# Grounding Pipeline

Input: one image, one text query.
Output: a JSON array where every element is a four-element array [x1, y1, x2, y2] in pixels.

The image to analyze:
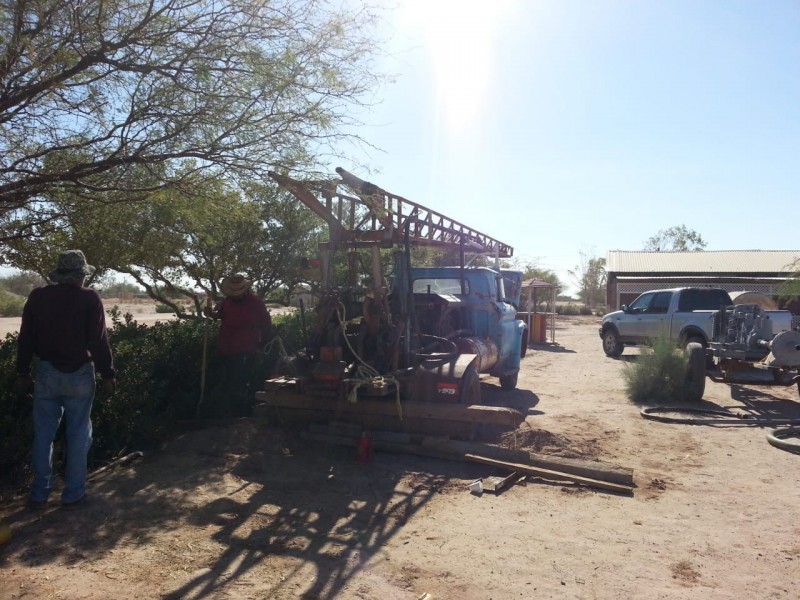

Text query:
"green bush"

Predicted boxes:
[[579, 306, 593, 315], [0, 289, 25, 317], [0, 310, 218, 496], [556, 304, 580, 316], [622, 335, 694, 404]]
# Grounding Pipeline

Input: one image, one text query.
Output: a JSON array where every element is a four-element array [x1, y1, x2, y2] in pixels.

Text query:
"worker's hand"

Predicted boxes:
[[15, 374, 34, 396], [101, 378, 117, 397]]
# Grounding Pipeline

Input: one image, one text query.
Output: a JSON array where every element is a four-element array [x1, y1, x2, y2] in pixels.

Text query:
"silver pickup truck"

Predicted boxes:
[[600, 287, 793, 357]]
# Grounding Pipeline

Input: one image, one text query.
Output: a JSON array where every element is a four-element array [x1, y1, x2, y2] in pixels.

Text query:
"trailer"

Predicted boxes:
[[685, 302, 800, 401]]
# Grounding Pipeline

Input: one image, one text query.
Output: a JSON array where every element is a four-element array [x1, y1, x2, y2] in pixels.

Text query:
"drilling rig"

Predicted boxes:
[[255, 168, 528, 437]]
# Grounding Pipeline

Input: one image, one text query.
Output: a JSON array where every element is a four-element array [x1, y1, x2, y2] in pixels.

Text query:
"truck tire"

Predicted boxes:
[[602, 328, 623, 357], [685, 342, 706, 402], [520, 328, 529, 359], [499, 371, 518, 391], [460, 364, 481, 405]]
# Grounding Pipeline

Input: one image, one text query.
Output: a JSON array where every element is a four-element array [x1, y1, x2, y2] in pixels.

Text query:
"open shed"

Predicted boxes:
[[520, 278, 558, 344]]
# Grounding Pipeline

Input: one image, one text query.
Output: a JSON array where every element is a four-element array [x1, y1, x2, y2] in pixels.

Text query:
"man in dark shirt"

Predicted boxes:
[[16, 250, 116, 510]]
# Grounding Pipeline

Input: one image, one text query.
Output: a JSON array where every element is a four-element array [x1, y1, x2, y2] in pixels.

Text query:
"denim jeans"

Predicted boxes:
[[30, 360, 96, 503]]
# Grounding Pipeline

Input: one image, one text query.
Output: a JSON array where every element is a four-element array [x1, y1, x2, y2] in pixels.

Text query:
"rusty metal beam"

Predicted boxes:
[[269, 169, 513, 257]]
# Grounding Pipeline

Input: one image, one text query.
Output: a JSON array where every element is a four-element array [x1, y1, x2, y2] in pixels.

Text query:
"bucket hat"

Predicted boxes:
[[221, 274, 252, 297], [48, 250, 95, 283]]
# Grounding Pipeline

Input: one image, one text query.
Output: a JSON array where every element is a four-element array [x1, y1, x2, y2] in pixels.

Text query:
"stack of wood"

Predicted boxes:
[[300, 422, 635, 495]]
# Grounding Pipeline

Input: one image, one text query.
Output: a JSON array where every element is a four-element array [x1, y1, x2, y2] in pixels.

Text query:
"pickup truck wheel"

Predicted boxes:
[[499, 371, 518, 391], [685, 342, 706, 402], [602, 329, 624, 357]]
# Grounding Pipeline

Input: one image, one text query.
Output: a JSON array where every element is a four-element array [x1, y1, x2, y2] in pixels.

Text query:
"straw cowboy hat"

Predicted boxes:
[[221, 274, 252, 297], [48, 249, 96, 283]]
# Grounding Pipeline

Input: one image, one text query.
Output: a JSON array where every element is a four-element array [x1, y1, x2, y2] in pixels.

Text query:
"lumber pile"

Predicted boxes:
[[299, 422, 635, 495]]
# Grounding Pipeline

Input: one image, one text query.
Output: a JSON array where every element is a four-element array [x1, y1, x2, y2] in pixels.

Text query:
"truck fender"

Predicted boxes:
[[679, 327, 708, 347]]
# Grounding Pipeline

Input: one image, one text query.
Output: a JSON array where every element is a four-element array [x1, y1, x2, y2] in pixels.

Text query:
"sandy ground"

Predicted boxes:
[[1, 316, 799, 599]]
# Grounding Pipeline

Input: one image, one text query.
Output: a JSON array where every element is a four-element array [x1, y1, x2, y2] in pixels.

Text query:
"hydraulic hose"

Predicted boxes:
[[766, 427, 800, 454]]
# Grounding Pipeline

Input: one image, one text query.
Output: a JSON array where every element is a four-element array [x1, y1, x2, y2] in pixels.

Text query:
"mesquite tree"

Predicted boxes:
[[0, 0, 380, 248]]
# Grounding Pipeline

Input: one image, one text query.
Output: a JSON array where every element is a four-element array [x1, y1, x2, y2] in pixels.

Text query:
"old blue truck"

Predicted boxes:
[[259, 168, 529, 438], [406, 266, 528, 391]]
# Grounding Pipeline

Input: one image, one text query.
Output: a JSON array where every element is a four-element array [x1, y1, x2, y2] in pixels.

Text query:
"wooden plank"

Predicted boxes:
[[464, 454, 634, 495], [420, 437, 634, 487], [254, 390, 524, 426]]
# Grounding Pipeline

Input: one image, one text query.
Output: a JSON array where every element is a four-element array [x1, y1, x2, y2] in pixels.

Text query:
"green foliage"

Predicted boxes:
[[556, 304, 580, 315], [155, 303, 177, 313], [569, 251, 606, 308], [101, 280, 141, 299], [622, 336, 695, 404], [271, 310, 311, 356], [0, 332, 33, 492], [0, 305, 318, 494], [0, 272, 47, 296], [0, 289, 25, 317], [0, 312, 219, 494], [643, 225, 707, 252]]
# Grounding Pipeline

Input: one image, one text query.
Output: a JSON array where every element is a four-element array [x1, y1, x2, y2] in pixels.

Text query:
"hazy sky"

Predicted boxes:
[[346, 0, 800, 292]]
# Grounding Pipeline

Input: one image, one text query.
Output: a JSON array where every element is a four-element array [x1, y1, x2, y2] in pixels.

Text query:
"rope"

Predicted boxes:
[[334, 302, 403, 420]]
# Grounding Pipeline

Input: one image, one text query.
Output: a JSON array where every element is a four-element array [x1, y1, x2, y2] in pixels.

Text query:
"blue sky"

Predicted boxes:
[[346, 0, 800, 293]]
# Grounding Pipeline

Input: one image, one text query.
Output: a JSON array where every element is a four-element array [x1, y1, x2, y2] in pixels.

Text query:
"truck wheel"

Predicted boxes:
[[460, 364, 481, 405], [685, 342, 706, 402], [520, 328, 529, 359], [499, 371, 518, 391], [602, 328, 623, 357]]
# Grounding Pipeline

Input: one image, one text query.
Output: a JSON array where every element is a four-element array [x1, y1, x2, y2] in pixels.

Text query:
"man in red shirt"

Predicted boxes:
[[204, 274, 272, 417]]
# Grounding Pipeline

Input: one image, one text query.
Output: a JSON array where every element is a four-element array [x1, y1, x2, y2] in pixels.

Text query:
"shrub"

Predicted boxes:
[[579, 306, 593, 315], [556, 304, 580, 316], [622, 335, 694, 404], [0, 310, 217, 496], [0, 289, 25, 317]]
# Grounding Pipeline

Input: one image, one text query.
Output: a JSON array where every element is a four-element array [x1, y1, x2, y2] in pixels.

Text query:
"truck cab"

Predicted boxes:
[[409, 266, 527, 389]]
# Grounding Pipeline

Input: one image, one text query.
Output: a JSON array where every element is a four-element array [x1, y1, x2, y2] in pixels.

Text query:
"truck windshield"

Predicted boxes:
[[677, 289, 732, 312], [413, 278, 468, 295]]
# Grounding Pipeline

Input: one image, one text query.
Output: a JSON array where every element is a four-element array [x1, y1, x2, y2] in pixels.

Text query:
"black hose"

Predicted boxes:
[[766, 427, 800, 454], [640, 406, 800, 426]]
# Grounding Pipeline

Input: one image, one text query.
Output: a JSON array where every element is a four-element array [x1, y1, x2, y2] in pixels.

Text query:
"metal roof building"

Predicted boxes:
[[606, 250, 800, 310]]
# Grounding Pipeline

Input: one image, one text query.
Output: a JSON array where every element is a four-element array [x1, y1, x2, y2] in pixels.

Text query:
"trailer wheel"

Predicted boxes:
[[685, 342, 706, 402], [460, 364, 481, 405], [500, 371, 518, 391]]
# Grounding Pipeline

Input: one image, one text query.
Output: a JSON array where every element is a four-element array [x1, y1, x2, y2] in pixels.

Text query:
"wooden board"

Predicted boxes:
[[420, 437, 634, 487], [464, 454, 634, 495], [254, 390, 524, 426]]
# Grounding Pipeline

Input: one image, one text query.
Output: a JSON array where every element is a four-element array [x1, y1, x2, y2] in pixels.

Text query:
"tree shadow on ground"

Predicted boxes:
[[728, 385, 800, 420], [0, 420, 488, 599]]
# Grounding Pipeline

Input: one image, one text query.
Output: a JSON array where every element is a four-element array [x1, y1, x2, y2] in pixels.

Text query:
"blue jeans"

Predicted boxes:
[[30, 360, 96, 503]]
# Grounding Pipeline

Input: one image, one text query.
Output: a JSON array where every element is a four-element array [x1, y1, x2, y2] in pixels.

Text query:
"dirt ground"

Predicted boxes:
[[2, 316, 799, 599]]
